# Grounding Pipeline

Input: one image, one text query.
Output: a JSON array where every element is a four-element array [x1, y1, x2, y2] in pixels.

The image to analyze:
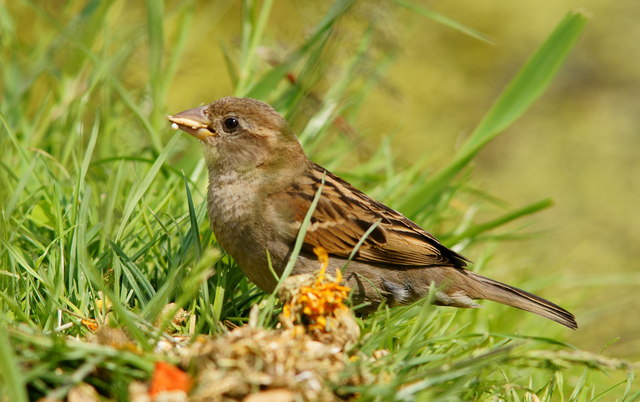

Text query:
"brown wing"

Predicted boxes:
[[270, 163, 468, 268]]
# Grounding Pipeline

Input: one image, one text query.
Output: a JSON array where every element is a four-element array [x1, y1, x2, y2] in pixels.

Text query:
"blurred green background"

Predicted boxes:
[[163, 1, 639, 358], [10, 0, 638, 359]]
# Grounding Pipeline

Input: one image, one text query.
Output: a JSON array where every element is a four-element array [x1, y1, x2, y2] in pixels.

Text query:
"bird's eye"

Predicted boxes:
[[223, 117, 239, 131]]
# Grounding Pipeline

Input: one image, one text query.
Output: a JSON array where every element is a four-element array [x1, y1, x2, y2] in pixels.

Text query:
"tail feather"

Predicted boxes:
[[465, 270, 578, 330]]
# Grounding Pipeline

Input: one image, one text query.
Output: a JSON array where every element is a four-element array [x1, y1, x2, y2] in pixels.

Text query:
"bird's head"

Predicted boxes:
[[168, 97, 305, 175]]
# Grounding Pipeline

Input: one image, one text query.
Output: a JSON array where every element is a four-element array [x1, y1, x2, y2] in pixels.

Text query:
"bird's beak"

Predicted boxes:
[[166, 106, 215, 140]]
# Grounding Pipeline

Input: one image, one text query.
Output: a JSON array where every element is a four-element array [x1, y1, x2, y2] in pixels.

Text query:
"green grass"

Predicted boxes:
[[0, 1, 637, 400]]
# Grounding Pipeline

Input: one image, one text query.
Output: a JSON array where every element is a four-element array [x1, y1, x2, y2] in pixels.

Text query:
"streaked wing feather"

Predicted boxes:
[[271, 163, 467, 267]]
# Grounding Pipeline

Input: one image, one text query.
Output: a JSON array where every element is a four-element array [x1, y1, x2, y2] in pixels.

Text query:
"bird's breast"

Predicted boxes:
[[207, 176, 259, 244], [206, 173, 283, 287]]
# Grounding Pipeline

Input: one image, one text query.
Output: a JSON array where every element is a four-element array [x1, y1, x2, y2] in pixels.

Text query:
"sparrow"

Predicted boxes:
[[167, 97, 577, 329]]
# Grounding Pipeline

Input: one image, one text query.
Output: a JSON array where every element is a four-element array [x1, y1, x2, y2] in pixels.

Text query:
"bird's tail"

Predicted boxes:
[[463, 270, 577, 329]]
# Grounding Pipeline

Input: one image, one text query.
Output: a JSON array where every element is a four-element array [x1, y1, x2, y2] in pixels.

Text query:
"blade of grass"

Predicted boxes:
[[110, 242, 155, 304], [183, 175, 202, 258], [0, 325, 28, 402], [299, 29, 372, 149], [115, 132, 181, 241], [162, 3, 194, 98], [448, 198, 554, 244], [244, 0, 355, 99], [146, 0, 164, 97], [141, 178, 209, 321], [236, 0, 275, 94], [146, 0, 167, 152], [394, 0, 494, 44], [401, 10, 588, 216]]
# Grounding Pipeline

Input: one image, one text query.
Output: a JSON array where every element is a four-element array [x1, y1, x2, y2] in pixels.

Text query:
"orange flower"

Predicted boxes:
[[149, 361, 192, 397], [283, 247, 351, 332], [81, 319, 99, 332]]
